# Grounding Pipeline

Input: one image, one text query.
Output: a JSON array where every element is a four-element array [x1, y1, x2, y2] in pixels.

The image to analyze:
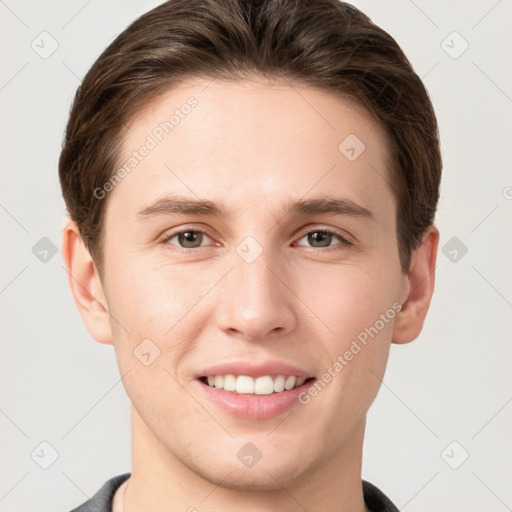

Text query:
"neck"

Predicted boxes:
[[124, 406, 370, 512]]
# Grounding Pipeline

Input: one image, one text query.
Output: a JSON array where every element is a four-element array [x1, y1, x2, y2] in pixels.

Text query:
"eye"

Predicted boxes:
[[295, 229, 352, 249], [163, 229, 214, 249]]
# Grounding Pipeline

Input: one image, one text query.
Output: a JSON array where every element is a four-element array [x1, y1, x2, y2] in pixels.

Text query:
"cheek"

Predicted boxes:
[[107, 261, 208, 422], [296, 260, 401, 415], [301, 262, 400, 344], [106, 256, 226, 388], [104, 252, 211, 334]]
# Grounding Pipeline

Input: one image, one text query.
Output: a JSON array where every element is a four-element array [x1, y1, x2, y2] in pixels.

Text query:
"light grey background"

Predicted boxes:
[[1, 1, 511, 511]]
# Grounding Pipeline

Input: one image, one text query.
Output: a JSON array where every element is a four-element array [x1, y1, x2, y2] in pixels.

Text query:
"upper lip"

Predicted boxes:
[[197, 361, 315, 379]]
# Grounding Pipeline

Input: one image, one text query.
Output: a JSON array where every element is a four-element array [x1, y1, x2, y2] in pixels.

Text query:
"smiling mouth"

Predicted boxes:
[[198, 374, 315, 395]]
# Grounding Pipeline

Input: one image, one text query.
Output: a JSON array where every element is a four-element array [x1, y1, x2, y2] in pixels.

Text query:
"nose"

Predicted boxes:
[[214, 247, 298, 342]]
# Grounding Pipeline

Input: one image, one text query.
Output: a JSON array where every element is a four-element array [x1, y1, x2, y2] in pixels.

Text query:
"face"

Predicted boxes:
[[98, 78, 409, 489]]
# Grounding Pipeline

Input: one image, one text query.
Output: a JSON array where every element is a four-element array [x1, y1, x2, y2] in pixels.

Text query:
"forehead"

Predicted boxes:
[[112, 77, 395, 222], [125, 77, 388, 159]]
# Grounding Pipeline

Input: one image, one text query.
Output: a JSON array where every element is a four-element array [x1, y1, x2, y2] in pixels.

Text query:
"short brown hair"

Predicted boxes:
[[59, 0, 441, 273]]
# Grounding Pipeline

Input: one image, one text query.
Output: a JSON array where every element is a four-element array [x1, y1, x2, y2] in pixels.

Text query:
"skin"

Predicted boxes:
[[62, 77, 439, 512]]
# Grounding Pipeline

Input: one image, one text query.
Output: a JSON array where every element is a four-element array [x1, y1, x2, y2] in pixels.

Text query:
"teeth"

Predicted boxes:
[[284, 376, 296, 390], [204, 374, 309, 394], [295, 377, 306, 387], [236, 375, 254, 394], [273, 375, 285, 392], [254, 376, 274, 395], [223, 374, 236, 391]]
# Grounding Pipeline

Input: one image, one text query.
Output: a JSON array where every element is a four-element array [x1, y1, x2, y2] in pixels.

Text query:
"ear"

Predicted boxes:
[[61, 219, 113, 345], [392, 225, 439, 344]]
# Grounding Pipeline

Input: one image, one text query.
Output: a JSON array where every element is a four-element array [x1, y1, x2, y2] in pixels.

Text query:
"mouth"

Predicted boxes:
[[198, 374, 315, 395], [195, 369, 317, 419], [193, 361, 317, 418]]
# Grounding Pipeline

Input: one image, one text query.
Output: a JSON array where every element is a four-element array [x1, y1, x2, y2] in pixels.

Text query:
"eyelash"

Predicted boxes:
[[160, 227, 353, 251]]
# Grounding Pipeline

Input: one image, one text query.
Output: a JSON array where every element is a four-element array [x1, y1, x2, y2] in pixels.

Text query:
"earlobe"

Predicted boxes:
[[392, 225, 439, 345], [61, 220, 114, 345]]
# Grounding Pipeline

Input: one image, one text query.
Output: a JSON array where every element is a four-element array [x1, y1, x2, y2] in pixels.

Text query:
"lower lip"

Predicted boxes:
[[195, 379, 315, 419]]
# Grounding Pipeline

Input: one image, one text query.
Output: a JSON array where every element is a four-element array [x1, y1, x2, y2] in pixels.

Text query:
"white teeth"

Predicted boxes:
[[295, 377, 306, 387], [284, 376, 296, 390], [204, 374, 309, 394], [254, 376, 274, 395], [223, 374, 236, 391], [236, 375, 254, 394], [273, 375, 285, 392]]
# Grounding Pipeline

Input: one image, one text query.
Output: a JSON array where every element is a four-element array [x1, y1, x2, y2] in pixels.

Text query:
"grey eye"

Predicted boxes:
[[167, 230, 210, 248], [297, 230, 339, 248]]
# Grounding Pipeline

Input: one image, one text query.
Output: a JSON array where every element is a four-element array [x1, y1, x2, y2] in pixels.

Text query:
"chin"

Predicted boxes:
[[206, 466, 304, 492], [189, 449, 316, 492]]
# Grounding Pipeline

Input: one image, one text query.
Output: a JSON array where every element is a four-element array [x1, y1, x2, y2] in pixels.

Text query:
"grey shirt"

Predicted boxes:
[[69, 472, 400, 512]]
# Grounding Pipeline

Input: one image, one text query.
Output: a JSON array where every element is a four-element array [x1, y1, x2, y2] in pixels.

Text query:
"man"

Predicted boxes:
[[60, 0, 441, 510]]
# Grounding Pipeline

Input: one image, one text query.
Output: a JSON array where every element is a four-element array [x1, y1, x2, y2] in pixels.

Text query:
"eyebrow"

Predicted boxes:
[[288, 197, 374, 220], [137, 195, 374, 221], [138, 196, 230, 218]]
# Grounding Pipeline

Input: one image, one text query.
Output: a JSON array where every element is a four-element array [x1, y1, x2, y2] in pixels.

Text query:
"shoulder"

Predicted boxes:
[[68, 473, 131, 512], [362, 480, 400, 512]]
